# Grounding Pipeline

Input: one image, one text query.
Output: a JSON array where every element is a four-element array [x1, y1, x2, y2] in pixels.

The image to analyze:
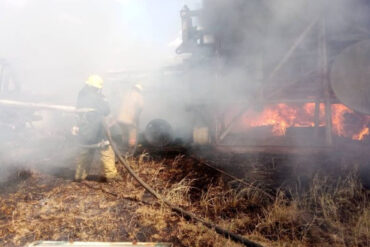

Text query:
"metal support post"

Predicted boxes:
[[320, 19, 333, 146]]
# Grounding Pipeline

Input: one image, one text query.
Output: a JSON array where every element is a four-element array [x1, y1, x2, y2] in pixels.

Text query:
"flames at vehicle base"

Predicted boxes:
[[228, 103, 370, 141]]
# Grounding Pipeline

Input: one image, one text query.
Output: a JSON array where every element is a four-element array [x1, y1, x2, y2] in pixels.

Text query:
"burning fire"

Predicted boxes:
[[331, 104, 370, 140], [236, 103, 370, 141], [354, 127, 370, 141]]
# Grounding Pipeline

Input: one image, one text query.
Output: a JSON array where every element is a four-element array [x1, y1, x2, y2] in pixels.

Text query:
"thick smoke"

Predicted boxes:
[[0, 0, 199, 181], [0, 0, 369, 181], [0, 0, 171, 100], [170, 0, 370, 141]]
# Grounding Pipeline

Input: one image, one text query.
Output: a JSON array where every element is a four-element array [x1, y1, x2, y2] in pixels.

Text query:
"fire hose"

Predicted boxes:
[[103, 123, 264, 247]]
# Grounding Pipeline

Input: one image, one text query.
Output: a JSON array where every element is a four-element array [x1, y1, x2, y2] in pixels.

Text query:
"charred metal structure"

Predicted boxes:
[[175, 0, 370, 152]]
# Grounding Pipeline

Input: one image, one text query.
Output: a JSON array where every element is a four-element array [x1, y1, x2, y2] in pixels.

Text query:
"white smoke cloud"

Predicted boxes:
[[4, 0, 29, 8]]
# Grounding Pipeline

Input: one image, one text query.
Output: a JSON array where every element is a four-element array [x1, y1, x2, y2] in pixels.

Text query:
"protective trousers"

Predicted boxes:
[[75, 145, 118, 180]]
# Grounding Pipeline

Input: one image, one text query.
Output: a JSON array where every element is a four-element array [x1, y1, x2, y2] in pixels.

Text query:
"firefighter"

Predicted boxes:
[[74, 75, 122, 182], [116, 83, 144, 153]]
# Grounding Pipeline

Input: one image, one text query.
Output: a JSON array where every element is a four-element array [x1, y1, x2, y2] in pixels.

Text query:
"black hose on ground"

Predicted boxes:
[[104, 123, 264, 247]]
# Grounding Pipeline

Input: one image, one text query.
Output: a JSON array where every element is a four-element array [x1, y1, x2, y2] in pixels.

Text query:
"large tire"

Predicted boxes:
[[144, 119, 174, 147]]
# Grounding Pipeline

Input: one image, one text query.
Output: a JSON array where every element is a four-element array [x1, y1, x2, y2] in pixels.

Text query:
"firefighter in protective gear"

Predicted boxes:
[[74, 75, 121, 182], [116, 83, 144, 153]]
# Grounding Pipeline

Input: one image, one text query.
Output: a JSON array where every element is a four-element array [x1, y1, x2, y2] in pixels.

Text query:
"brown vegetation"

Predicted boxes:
[[0, 154, 369, 247]]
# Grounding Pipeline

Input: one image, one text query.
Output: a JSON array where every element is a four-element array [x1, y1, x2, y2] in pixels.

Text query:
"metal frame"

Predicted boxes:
[[215, 18, 335, 146]]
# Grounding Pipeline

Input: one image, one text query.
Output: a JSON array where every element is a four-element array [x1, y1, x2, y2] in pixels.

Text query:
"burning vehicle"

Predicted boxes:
[[133, 0, 370, 154]]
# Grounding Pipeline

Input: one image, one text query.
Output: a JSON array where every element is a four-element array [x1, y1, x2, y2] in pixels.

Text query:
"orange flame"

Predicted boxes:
[[353, 127, 369, 141], [332, 104, 353, 136], [235, 103, 370, 141]]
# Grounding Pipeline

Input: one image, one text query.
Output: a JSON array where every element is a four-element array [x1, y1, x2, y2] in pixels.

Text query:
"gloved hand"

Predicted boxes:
[[99, 140, 110, 148]]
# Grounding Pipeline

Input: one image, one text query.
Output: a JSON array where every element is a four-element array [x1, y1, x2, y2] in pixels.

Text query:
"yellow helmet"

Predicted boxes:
[[86, 75, 103, 89]]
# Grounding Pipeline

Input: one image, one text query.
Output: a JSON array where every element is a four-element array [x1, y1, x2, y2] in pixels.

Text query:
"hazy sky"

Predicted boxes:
[[1, 0, 202, 66], [0, 0, 202, 97], [118, 0, 201, 47]]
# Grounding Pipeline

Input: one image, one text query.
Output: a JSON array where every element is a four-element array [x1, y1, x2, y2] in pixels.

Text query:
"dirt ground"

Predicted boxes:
[[0, 151, 369, 247]]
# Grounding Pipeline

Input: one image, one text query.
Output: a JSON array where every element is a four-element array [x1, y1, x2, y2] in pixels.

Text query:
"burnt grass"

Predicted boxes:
[[0, 149, 369, 247]]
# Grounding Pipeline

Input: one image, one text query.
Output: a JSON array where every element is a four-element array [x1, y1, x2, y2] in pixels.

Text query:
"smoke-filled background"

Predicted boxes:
[[158, 0, 370, 143], [0, 0, 201, 181], [0, 0, 369, 181], [0, 0, 201, 100]]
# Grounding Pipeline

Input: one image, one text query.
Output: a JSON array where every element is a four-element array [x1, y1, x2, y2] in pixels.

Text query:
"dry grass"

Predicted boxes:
[[0, 154, 369, 247]]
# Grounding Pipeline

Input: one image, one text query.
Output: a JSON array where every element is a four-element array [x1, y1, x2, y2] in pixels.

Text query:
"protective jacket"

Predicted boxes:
[[117, 89, 143, 125], [76, 85, 110, 145]]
